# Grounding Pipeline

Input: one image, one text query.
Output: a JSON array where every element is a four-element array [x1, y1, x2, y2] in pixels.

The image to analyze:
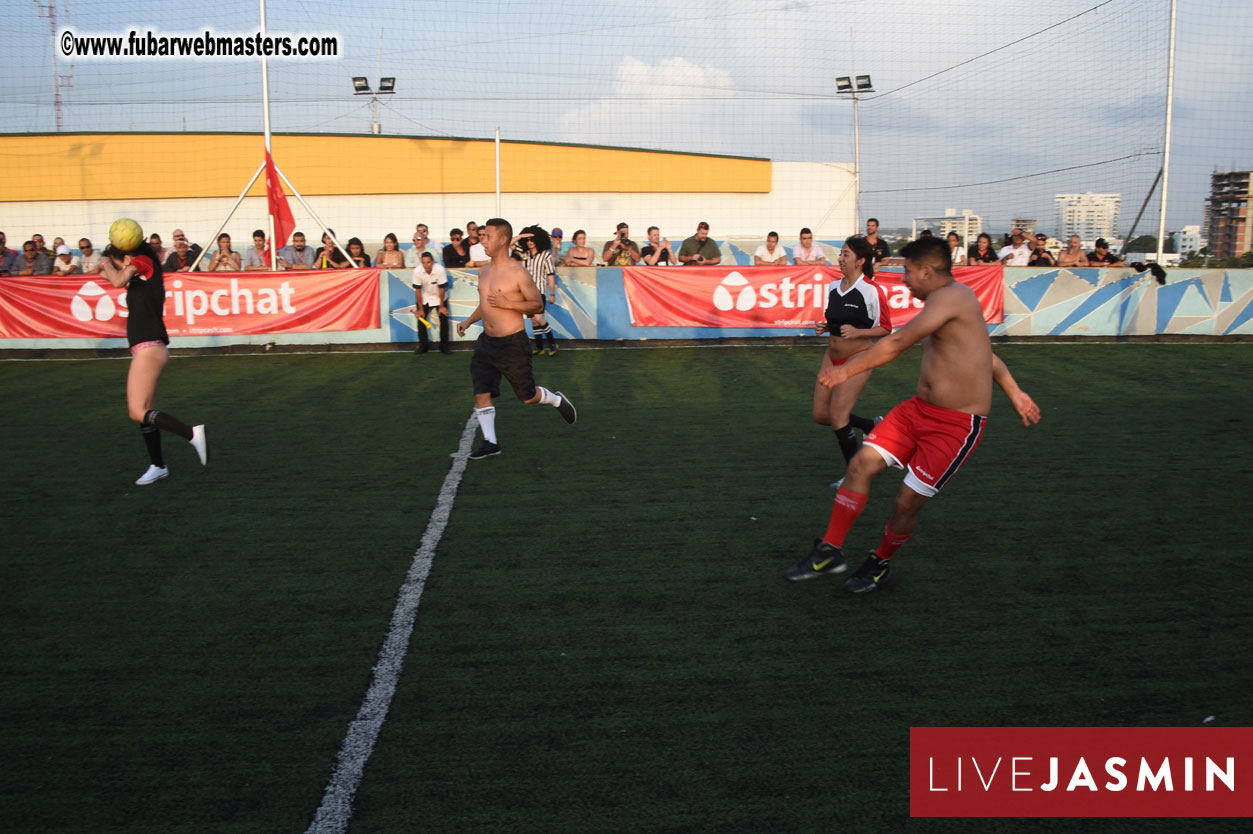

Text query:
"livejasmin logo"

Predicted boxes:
[[70, 278, 297, 325], [928, 754, 1235, 793], [910, 727, 1253, 818]]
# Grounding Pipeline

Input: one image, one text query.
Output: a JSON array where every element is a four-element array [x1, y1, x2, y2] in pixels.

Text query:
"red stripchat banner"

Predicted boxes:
[[0, 269, 380, 338], [622, 264, 1002, 328], [911, 727, 1253, 817]]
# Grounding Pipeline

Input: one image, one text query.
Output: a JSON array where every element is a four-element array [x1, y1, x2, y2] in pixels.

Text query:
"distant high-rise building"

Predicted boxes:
[[1174, 225, 1205, 256], [1055, 193, 1121, 241], [912, 208, 982, 244], [1205, 171, 1252, 261], [1010, 217, 1037, 236]]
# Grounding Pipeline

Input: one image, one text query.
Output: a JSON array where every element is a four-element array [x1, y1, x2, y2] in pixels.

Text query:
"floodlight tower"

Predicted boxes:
[[836, 74, 873, 233], [352, 76, 395, 135]]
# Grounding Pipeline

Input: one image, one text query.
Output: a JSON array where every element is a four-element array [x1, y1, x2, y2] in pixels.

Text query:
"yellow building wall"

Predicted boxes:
[[0, 133, 771, 202]]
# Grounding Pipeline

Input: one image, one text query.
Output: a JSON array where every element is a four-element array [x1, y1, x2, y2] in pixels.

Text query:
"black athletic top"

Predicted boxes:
[[126, 255, 169, 347], [826, 275, 891, 333], [968, 246, 998, 264]]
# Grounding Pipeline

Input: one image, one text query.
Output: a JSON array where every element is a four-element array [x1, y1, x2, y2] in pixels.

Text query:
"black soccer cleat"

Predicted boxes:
[[784, 540, 847, 581], [468, 440, 502, 460], [844, 553, 891, 593], [554, 391, 577, 425]]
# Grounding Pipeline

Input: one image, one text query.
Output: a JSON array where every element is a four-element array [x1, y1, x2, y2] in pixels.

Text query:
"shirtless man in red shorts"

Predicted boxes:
[[785, 235, 1041, 592]]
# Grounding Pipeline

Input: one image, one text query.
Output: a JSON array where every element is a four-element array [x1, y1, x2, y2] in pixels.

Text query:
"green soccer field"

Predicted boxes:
[[1, 343, 1250, 834]]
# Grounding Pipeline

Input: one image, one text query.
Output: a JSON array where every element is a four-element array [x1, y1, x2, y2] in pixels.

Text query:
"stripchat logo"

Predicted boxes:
[[71, 281, 127, 322], [711, 271, 829, 312]]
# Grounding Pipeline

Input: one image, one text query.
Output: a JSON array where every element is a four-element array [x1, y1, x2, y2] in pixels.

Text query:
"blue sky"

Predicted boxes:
[[3, 0, 1249, 235]]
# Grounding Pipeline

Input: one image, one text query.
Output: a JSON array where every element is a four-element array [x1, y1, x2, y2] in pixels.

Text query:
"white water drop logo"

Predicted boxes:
[[712, 272, 757, 312], [71, 281, 117, 322]]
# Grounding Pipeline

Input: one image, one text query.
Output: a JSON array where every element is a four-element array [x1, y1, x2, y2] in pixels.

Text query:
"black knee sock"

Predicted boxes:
[[141, 425, 164, 467], [848, 413, 876, 433], [144, 409, 193, 441], [533, 329, 544, 351], [546, 326, 556, 347], [834, 424, 860, 463]]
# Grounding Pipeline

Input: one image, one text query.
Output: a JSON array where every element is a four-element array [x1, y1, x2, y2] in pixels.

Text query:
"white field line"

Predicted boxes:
[[3, 339, 1229, 363], [304, 412, 479, 834]]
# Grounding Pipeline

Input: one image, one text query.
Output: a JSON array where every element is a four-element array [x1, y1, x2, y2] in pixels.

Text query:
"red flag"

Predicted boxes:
[[264, 150, 296, 253]]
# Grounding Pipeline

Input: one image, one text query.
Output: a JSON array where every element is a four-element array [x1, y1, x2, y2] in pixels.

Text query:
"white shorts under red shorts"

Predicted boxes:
[[863, 395, 986, 498]]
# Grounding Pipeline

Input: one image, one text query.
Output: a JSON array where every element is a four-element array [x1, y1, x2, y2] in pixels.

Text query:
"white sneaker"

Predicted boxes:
[[136, 465, 169, 485], [190, 425, 208, 465]]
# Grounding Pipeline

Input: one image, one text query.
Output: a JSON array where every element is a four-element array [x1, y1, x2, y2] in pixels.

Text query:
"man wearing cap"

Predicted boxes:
[[602, 222, 641, 266], [997, 229, 1032, 266], [549, 228, 565, 266], [678, 221, 721, 266], [1087, 238, 1124, 266], [641, 226, 674, 266], [52, 244, 82, 275]]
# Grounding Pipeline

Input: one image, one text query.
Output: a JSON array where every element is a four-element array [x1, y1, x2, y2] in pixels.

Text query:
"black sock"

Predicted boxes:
[[144, 409, 193, 441], [533, 330, 544, 351], [834, 425, 860, 463], [848, 413, 875, 433], [141, 425, 164, 467], [546, 327, 556, 348]]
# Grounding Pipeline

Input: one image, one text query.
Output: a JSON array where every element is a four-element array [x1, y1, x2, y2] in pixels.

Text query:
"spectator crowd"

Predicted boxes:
[[1, 218, 1130, 278]]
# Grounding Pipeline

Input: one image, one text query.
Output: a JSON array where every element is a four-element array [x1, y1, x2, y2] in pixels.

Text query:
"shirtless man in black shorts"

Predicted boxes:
[[456, 218, 576, 459]]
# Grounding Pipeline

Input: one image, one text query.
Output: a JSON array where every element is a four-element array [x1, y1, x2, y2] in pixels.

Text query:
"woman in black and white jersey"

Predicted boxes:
[[812, 235, 893, 473], [99, 236, 208, 486]]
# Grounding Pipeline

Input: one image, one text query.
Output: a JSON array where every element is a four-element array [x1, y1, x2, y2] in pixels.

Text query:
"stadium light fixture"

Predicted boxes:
[[351, 76, 396, 135], [836, 73, 874, 231]]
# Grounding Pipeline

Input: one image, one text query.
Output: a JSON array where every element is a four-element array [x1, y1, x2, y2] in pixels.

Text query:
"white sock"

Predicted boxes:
[[536, 386, 561, 407], [474, 406, 497, 443]]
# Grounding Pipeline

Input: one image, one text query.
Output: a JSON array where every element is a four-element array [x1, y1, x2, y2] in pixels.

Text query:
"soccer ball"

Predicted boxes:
[[109, 217, 144, 251]]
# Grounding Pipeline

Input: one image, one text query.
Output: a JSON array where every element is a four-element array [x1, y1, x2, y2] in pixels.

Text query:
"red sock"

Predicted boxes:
[[874, 523, 913, 560], [823, 488, 868, 547]]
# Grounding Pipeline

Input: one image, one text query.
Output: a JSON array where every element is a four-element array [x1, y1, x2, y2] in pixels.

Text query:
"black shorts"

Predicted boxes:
[[471, 329, 537, 400]]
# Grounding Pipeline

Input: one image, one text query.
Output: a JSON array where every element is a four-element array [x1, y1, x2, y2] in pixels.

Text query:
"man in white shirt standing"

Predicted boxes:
[[997, 229, 1032, 266], [754, 231, 788, 265], [792, 227, 827, 265], [412, 251, 451, 354]]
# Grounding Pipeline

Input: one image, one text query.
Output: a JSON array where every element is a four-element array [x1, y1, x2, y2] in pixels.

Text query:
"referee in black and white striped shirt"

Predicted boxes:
[[515, 225, 559, 356]]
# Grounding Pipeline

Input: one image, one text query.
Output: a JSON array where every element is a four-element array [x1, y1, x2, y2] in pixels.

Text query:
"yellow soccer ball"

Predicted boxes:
[[109, 217, 144, 251]]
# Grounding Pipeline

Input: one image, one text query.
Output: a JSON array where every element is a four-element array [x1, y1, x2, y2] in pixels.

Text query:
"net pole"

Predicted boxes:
[[1156, 0, 1177, 264], [259, 0, 278, 269], [495, 127, 502, 217]]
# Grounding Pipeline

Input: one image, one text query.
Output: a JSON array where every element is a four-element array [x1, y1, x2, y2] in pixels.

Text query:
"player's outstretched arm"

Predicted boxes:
[[992, 354, 1041, 426]]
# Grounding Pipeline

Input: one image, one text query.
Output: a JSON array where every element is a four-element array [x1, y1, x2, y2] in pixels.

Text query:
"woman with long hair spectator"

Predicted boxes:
[[374, 233, 405, 268], [967, 232, 998, 264], [564, 230, 596, 266], [346, 237, 369, 268], [314, 229, 351, 269], [98, 237, 207, 485], [811, 235, 893, 486], [947, 232, 967, 266], [207, 233, 241, 271]]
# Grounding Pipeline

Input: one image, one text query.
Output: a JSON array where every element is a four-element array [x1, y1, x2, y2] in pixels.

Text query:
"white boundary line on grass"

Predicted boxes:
[[304, 412, 480, 834]]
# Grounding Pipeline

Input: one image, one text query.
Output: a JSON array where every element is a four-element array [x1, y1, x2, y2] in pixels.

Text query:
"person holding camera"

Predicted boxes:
[[641, 226, 674, 265], [602, 222, 641, 267]]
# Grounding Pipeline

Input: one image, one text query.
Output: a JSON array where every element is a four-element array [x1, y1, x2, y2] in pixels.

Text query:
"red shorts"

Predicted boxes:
[[863, 396, 986, 497], [826, 346, 868, 367]]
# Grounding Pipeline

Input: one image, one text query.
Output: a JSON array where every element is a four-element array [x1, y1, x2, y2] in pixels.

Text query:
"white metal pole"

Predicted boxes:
[[259, 0, 278, 268], [1156, 0, 1177, 264], [495, 127, 502, 217], [853, 93, 861, 234], [195, 162, 266, 271]]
